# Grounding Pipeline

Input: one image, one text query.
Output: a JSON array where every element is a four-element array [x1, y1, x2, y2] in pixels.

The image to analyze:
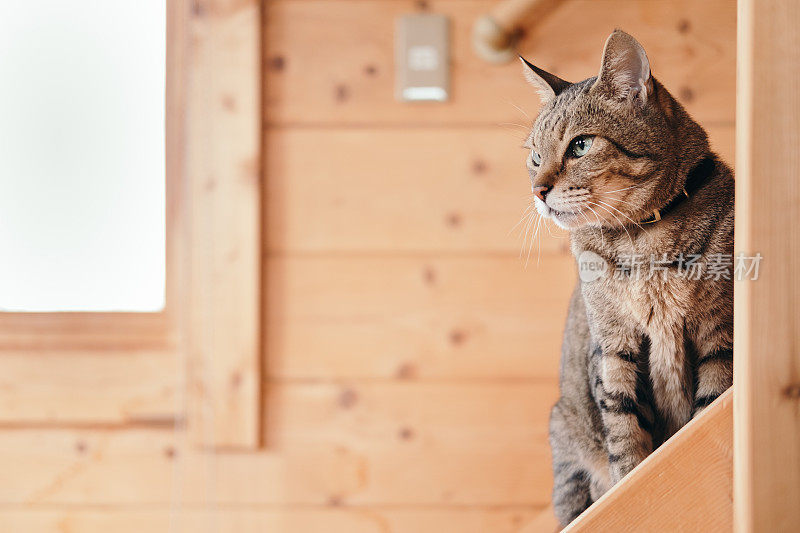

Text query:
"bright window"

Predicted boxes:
[[0, 0, 166, 311]]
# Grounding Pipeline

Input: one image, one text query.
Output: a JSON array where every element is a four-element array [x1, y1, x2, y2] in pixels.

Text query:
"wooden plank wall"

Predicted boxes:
[[260, 0, 736, 531], [0, 1, 735, 531]]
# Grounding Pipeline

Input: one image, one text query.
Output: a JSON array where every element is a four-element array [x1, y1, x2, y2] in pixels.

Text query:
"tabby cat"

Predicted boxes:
[[519, 30, 734, 526]]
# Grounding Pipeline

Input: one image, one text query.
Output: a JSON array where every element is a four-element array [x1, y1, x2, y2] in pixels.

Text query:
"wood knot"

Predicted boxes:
[[678, 86, 695, 103], [398, 426, 415, 441], [327, 494, 344, 506], [269, 55, 286, 72], [677, 19, 691, 34], [415, 0, 429, 10], [192, 0, 206, 17], [449, 329, 467, 346], [471, 160, 488, 175], [338, 388, 358, 409], [396, 362, 418, 380], [75, 441, 87, 454], [164, 446, 177, 460], [782, 383, 800, 400], [334, 84, 350, 103], [422, 266, 437, 285], [221, 94, 236, 111], [445, 212, 462, 228], [364, 64, 378, 77]]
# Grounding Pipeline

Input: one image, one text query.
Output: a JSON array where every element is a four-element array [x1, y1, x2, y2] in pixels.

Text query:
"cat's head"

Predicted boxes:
[[520, 30, 708, 230]]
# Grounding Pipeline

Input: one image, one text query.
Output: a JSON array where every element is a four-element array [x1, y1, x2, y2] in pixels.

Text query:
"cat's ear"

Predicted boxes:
[[593, 30, 652, 106], [519, 56, 571, 103]]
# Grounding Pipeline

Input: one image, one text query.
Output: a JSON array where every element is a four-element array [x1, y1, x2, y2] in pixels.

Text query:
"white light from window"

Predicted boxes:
[[0, 1, 166, 311]]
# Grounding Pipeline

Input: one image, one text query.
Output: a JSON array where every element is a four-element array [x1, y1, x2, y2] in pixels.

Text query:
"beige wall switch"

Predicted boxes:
[[395, 14, 450, 102]]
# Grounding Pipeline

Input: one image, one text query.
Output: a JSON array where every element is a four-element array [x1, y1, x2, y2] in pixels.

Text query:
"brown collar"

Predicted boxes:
[[640, 156, 716, 224]]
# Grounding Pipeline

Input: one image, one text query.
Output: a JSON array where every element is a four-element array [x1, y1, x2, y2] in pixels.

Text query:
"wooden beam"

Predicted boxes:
[[185, 0, 262, 448], [562, 389, 733, 532], [734, 0, 800, 530]]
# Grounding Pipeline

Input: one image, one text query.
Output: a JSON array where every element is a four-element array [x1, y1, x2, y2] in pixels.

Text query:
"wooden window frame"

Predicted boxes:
[[0, 1, 184, 357], [0, 0, 262, 450]]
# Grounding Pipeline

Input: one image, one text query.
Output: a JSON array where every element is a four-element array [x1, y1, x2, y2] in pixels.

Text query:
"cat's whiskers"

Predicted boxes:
[[498, 122, 530, 131], [537, 214, 543, 266], [526, 213, 544, 269], [509, 204, 537, 236], [524, 216, 535, 266], [588, 201, 635, 246], [595, 193, 641, 209], [594, 199, 650, 234], [603, 184, 638, 194], [583, 205, 606, 246], [520, 210, 538, 259], [543, 217, 565, 239], [505, 99, 532, 122]]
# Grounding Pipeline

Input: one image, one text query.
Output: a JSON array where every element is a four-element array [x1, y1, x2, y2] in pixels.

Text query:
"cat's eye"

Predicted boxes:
[[569, 136, 594, 158], [531, 149, 542, 167]]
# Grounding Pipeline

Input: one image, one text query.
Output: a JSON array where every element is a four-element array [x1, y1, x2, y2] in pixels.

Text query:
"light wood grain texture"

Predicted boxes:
[[185, 0, 262, 448], [0, 385, 553, 505], [520, 506, 559, 533], [0, 352, 177, 424], [264, 0, 735, 126], [265, 126, 733, 253], [0, 384, 554, 506], [0, 507, 540, 533], [564, 389, 733, 532], [264, 382, 558, 450], [0, 2, 741, 532], [266, 255, 573, 380], [735, 1, 800, 531]]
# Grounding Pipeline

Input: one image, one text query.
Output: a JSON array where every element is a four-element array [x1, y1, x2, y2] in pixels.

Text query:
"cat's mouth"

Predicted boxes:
[[549, 208, 588, 228], [536, 199, 588, 228]]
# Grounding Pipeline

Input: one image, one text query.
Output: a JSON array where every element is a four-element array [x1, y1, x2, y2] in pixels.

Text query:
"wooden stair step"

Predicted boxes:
[[522, 388, 733, 532]]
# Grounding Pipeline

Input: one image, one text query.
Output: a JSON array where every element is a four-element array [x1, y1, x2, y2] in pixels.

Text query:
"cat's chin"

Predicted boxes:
[[548, 209, 588, 230], [535, 199, 591, 230]]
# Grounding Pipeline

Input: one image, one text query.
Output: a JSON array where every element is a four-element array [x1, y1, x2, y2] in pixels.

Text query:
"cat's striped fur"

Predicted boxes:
[[520, 30, 734, 526]]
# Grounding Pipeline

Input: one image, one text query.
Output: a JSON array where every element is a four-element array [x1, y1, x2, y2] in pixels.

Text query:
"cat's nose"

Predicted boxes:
[[532, 185, 551, 202]]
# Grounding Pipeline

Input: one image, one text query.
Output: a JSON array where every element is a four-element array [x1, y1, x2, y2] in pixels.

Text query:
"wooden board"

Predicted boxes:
[[185, 0, 262, 448], [734, 0, 800, 530], [0, 381, 555, 506], [264, 0, 735, 126], [0, 351, 177, 424], [265, 126, 733, 253], [264, 382, 558, 450], [0, 507, 541, 533], [565, 389, 733, 532], [265, 254, 574, 380]]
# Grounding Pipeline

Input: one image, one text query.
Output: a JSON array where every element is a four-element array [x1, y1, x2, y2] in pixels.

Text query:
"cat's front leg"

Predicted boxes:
[[592, 335, 654, 484], [692, 318, 733, 417], [649, 322, 693, 436]]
